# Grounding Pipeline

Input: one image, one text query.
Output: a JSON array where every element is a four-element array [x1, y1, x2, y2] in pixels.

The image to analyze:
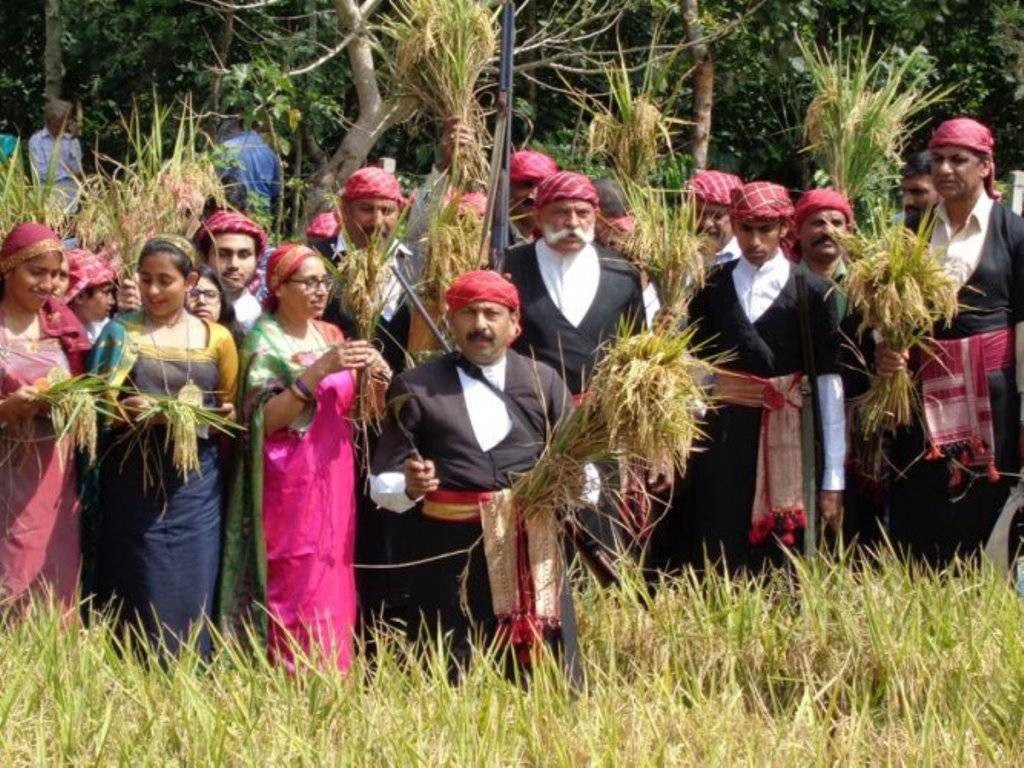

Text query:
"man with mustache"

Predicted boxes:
[[690, 169, 744, 265], [306, 166, 419, 371], [792, 188, 855, 316], [683, 182, 846, 573], [875, 118, 1024, 567], [194, 210, 268, 333], [509, 149, 559, 244], [503, 171, 646, 554], [370, 269, 582, 685]]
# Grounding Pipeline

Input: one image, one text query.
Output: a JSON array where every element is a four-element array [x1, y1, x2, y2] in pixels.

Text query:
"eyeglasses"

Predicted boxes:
[[189, 288, 220, 302], [287, 277, 333, 292]]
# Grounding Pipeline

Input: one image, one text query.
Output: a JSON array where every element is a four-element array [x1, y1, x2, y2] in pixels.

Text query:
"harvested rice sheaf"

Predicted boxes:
[[838, 213, 958, 434]]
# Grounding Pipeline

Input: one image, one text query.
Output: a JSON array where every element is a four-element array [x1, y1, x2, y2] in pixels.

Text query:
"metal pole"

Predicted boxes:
[[489, 0, 515, 272]]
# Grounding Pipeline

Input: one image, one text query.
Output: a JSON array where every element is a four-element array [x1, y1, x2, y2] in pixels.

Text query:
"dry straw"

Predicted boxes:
[[76, 99, 223, 278], [0, 141, 75, 236], [800, 34, 950, 208], [381, 0, 496, 189], [838, 211, 958, 434], [619, 185, 714, 326], [32, 373, 114, 462], [417, 192, 487, 306], [512, 324, 716, 517]]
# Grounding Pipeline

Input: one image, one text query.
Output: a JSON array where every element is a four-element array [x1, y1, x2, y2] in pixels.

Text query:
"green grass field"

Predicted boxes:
[[3, 553, 1023, 766]]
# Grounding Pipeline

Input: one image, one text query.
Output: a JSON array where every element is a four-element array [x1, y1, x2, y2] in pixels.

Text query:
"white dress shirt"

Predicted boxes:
[[233, 290, 263, 333], [535, 239, 601, 327], [370, 355, 601, 511], [28, 128, 82, 210], [713, 236, 741, 266], [726, 251, 846, 491], [642, 282, 661, 329]]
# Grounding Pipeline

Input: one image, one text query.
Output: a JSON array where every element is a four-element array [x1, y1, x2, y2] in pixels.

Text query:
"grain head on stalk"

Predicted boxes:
[[381, 0, 497, 189]]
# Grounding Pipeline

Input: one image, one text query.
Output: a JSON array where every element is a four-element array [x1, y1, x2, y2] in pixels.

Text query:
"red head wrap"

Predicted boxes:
[[65, 248, 116, 302], [789, 188, 855, 260], [263, 243, 322, 311], [929, 117, 999, 200], [1, 222, 63, 274], [730, 182, 794, 223], [306, 211, 341, 241], [341, 167, 405, 206], [445, 270, 520, 314], [195, 210, 268, 257], [454, 191, 488, 219], [533, 171, 599, 210], [690, 170, 744, 208], [510, 150, 559, 186]]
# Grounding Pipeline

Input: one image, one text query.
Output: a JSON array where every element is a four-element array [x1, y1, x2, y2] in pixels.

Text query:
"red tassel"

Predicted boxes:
[[925, 444, 943, 461], [949, 466, 964, 488], [986, 462, 1001, 483]]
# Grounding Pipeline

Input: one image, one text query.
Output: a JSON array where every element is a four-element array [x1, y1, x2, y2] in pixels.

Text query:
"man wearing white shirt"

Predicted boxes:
[[29, 99, 83, 212], [876, 117, 1024, 567], [195, 210, 268, 333], [370, 270, 581, 684], [683, 181, 845, 574]]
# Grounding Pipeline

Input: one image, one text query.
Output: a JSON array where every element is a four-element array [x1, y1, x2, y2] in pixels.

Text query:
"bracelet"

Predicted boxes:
[[290, 382, 313, 403]]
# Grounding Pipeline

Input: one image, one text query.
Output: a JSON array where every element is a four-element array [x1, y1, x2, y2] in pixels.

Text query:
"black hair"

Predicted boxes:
[[593, 178, 629, 218], [193, 262, 244, 341], [902, 150, 933, 179], [138, 238, 195, 277]]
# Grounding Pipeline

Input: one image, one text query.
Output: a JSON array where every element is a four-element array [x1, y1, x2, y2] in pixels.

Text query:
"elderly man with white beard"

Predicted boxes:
[[504, 171, 646, 556]]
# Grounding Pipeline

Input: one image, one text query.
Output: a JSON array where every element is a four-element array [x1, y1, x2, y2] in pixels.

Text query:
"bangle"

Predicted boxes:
[[290, 382, 313, 403], [293, 377, 315, 400]]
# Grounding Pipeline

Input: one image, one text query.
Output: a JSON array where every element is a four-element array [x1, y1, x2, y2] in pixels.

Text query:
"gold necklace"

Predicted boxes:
[[146, 311, 203, 407]]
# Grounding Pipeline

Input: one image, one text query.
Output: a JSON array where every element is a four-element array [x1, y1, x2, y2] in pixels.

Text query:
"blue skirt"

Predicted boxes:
[[95, 431, 223, 657]]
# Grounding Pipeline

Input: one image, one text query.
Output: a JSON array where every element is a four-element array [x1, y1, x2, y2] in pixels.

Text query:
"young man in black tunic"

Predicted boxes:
[[875, 118, 1024, 567], [503, 171, 648, 554], [684, 182, 846, 573], [370, 270, 582, 685]]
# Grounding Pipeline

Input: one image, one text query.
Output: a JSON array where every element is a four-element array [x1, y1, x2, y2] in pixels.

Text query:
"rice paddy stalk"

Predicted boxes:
[[0, 141, 74, 236], [381, 0, 496, 190], [31, 373, 115, 462], [75, 97, 223, 279], [513, 323, 718, 518], [417, 190, 487, 306], [837, 210, 958, 434], [800, 34, 951, 212], [618, 185, 714, 326], [127, 391, 241, 479]]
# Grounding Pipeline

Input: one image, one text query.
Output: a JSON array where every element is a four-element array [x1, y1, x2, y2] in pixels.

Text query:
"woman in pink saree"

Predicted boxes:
[[219, 244, 390, 671], [0, 223, 90, 609]]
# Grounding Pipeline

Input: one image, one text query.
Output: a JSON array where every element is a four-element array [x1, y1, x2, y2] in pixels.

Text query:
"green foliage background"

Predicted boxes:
[[0, 0, 1022, 204]]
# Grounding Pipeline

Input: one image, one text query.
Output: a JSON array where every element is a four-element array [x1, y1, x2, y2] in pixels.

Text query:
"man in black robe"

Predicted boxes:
[[503, 171, 647, 554], [684, 181, 846, 573], [875, 118, 1024, 567], [370, 270, 582, 685]]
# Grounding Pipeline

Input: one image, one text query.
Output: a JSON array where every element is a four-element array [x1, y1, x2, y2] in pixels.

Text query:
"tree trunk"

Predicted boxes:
[[304, 0, 415, 216], [208, 10, 236, 120], [43, 0, 63, 100], [681, 0, 713, 169]]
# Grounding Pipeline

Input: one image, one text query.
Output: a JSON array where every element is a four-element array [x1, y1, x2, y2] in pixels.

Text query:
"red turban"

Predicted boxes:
[[929, 117, 999, 200], [510, 150, 558, 186], [263, 243, 322, 311], [533, 171, 599, 210], [65, 248, 116, 302], [306, 211, 341, 241], [445, 270, 520, 313], [1, 222, 63, 273], [455, 191, 488, 219], [341, 167, 405, 206], [195, 210, 268, 256], [730, 182, 794, 223], [690, 170, 744, 208], [793, 188, 854, 231]]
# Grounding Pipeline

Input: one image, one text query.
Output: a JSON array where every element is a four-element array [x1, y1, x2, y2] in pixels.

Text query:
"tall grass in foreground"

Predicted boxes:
[[2, 552, 1023, 765]]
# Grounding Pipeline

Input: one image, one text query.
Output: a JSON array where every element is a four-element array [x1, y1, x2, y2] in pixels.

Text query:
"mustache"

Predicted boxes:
[[812, 234, 837, 247], [543, 225, 595, 245], [467, 329, 495, 342]]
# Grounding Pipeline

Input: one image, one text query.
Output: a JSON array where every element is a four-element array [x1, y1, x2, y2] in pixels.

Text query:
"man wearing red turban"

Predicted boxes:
[[690, 169, 744, 263], [678, 180, 846, 574], [791, 188, 855, 315], [503, 171, 646, 557], [509, 149, 558, 243], [369, 268, 582, 685], [195, 209, 269, 332], [874, 117, 1024, 567]]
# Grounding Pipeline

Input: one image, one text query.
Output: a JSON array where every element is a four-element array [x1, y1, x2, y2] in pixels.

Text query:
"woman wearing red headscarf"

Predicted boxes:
[[0, 223, 90, 608], [219, 244, 391, 671]]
